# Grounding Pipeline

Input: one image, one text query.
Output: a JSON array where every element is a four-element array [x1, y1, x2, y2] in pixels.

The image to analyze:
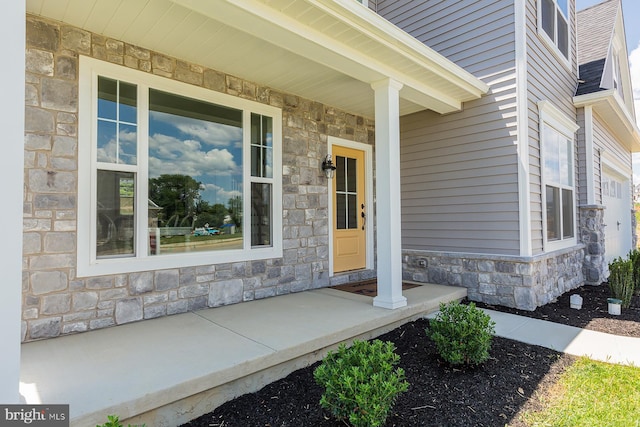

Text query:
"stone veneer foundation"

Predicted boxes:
[[23, 15, 376, 342], [403, 245, 586, 311]]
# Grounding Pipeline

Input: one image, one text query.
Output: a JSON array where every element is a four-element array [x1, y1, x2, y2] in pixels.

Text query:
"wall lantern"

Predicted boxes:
[[322, 154, 337, 179]]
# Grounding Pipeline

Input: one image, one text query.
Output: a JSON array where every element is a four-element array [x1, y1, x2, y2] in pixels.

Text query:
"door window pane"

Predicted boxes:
[[347, 194, 357, 229], [336, 156, 346, 192], [347, 158, 357, 192], [97, 170, 135, 258], [335, 155, 358, 230], [337, 194, 346, 230]]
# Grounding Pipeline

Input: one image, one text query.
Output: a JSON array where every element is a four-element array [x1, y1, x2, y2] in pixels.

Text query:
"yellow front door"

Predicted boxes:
[[332, 145, 366, 273]]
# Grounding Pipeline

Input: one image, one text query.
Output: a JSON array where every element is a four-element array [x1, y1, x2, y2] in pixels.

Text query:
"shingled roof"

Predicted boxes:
[[575, 0, 619, 96]]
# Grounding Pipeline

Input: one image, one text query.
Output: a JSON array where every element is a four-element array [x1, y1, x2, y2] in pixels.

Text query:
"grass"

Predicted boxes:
[[161, 233, 241, 244], [521, 357, 640, 427]]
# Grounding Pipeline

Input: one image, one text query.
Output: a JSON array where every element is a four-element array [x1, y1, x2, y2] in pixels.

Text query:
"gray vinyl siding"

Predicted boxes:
[[377, 0, 520, 255], [592, 113, 633, 204], [525, 0, 579, 254]]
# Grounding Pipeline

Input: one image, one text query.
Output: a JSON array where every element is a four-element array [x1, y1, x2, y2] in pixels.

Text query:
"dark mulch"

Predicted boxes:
[[471, 283, 640, 338], [181, 283, 638, 427], [182, 319, 573, 427]]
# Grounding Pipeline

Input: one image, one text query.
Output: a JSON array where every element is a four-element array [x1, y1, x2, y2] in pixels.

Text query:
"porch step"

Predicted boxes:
[[20, 283, 466, 427]]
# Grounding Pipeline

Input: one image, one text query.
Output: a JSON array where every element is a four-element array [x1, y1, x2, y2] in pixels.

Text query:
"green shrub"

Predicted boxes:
[[427, 301, 495, 366], [608, 256, 634, 308], [96, 415, 145, 427], [313, 339, 409, 427], [628, 249, 640, 295]]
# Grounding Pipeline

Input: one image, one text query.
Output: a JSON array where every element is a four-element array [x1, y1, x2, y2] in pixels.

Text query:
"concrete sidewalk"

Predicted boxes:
[[20, 283, 467, 427], [482, 309, 640, 366], [19, 284, 639, 427]]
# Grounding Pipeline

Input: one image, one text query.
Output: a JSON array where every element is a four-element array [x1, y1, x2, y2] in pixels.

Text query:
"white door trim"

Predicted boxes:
[[327, 137, 374, 276]]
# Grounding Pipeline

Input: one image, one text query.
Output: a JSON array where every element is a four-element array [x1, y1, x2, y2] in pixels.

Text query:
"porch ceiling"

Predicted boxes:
[[26, 0, 488, 118]]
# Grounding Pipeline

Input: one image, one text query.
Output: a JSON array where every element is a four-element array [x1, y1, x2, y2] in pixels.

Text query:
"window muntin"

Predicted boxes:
[[80, 57, 282, 275], [97, 77, 137, 165], [250, 113, 274, 247], [335, 155, 358, 230], [543, 124, 575, 242], [540, 0, 569, 60]]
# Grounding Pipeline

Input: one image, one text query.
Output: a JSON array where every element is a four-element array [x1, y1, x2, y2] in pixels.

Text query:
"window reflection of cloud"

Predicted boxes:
[[202, 182, 242, 201], [148, 133, 239, 178], [149, 111, 242, 148], [96, 128, 138, 165]]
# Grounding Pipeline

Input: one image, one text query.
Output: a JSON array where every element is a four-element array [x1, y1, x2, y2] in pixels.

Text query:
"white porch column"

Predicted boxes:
[[372, 79, 407, 309], [0, 0, 25, 403]]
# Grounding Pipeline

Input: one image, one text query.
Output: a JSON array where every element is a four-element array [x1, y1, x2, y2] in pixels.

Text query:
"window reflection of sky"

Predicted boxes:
[[544, 125, 572, 186], [148, 110, 243, 205]]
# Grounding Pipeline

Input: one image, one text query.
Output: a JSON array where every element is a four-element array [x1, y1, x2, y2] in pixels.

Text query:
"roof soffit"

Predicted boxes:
[[169, 0, 488, 114], [26, 0, 489, 117], [574, 90, 640, 152]]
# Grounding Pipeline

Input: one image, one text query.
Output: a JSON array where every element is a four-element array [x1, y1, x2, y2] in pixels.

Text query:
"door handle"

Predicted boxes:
[[361, 204, 365, 230]]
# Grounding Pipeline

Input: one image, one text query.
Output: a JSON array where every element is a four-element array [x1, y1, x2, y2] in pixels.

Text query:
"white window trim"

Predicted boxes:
[[537, 0, 572, 69], [539, 100, 579, 252], [78, 56, 282, 277]]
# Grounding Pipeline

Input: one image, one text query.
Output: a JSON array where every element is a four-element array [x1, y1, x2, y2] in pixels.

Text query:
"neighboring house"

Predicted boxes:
[[2, 0, 637, 392]]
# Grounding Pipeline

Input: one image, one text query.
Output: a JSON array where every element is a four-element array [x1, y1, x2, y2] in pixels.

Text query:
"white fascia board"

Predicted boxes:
[[319, 0, 489, 97], [171, 0, 488, 112]]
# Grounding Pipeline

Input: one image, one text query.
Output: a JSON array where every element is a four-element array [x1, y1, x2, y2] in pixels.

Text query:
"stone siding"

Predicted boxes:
[[23, 15, 374, 341], [403, 245, 585, 310], [579, 205, 607, 285]]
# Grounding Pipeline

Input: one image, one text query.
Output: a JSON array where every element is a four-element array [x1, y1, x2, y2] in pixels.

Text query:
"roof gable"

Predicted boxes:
[[577, 0, 618, 66]]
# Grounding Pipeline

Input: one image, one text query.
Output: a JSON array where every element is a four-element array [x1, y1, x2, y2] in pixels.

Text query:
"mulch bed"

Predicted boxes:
[[181, 283, 638, 427], [471, 283, 640, 338], [182, 319, 573, 427]]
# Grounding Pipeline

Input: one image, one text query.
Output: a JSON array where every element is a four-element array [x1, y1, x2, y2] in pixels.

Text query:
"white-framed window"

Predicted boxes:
[[539, 0, 570, 63], [612, 50, 624, 99], [539, 101, 579, 251], [78, 56, 282, 277]]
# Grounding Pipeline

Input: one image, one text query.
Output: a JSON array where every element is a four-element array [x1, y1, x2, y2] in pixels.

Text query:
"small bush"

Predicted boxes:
[[628, 249, 640, 295], [427, 301, 495, 366], [313, 339, 409, 427], [96, 415, 145, 427], [608, 256, 634, 308]]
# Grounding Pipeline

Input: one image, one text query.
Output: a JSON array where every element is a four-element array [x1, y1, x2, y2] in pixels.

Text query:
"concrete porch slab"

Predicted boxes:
[[20, 283, 466, 427]]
